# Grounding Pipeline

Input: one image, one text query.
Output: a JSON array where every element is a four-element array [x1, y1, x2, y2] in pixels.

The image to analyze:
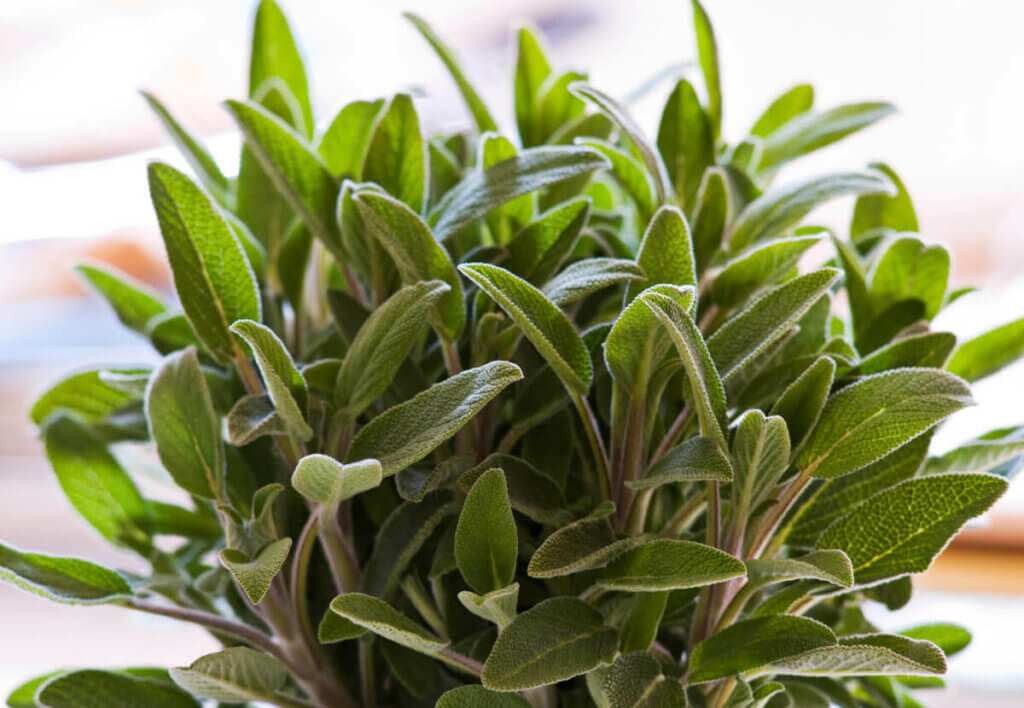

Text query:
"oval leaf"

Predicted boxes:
[[601, 539, 744, 592], [329, 593, 448, 655], [456, 468, 519, 594], [169, 647, 288, 704]]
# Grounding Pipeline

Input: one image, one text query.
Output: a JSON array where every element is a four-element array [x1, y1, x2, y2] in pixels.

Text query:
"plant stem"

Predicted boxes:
[[233, 349, 302, 469], [650, 406, 693, 465], [437, 648, 484, 676], [661, 490, 707, 537], [750, 469, 812, 559], [693, 481, 724, 643], [360, 640, 377, 708], [318, 505, 360, 593], [571, 391, 611, 502], [290, 512, 320, 652], [710, 676, 738, 708]]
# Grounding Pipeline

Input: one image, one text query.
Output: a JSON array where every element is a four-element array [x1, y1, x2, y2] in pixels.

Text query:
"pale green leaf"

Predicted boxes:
[[767, 634, 945, 677], [731, 410, 790, 512], [329, 593, 448, 654], [31, 368, 143, 427], [750, 84, 814, 138], [75, 263, 168, 336], [318, 98, 385, 178], [627, 205, 697, 302], [458, 583, 519, 630], [711, 233, 822, 309], [851, 162, 919, 236], [363, 94, 426, 212], [0, 542, 132, 605], [249, 0, 312, 137], [758, 103, 896, 171], [901, 623, 971, 658], [691, 0, 722, 139], [947, 316, 1024, 382], [169, 647, 288, 703], [219, 537, 292, 604], [657, 78, 714, 209], [576, 138, 655, 220], [291, 455, 382, 506], [543, 258, 644, 306], [514, 25, 553, 147], [868, 235, 950, 320]]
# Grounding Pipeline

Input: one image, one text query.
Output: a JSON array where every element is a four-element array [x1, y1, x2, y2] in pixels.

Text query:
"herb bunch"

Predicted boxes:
[[5, 1, 1022, 707]]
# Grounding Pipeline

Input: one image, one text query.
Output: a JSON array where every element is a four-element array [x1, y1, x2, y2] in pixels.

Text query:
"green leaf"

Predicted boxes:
[[711, 234, 822, 309], [770, 356, 836, 449], [141, 91, 230, 206], [601, 538, 744, 591], [35, 669, 198, 708], [458, 583, 519, 630], [430, 146, 609, 241], [361, 491, 456, 597], [219, 537, 292, 604], [629, 436, 733, 490], [145, 348, 223, 499], [249, 0, 312, 137], [363, 94, 426, 212], [527, 503, 639, 577], [536, 71, 588, 147], [42, 415, 148, 547], [405, 13, 498, 134], [318, 609, 366, 644], [601, 653, 687, 708], [461, 263, 592, 393], [901, 623, 971, 657], [576, 138, 655, 220], [798, 368, 973, 478], [744, 550, 854, 588], [318, 98, 385, 178], [169, 647, 289, 703], [336, 280, 449, 416], [947, 316, 1024, 382], [728, 171, 895, 253], [570, 82, 671, 203], [0, 542, 132, 605], [707, 269, 839, 381], [691, 0, 722, 139], [75, 263, 168, 336], [231, 320, 311, 441], [291, 455, 382, 506], [7, 671, 63, 708], [692, 167, 729, 271], [514, 25, 553, 147], [641, 290, 727, 446], [657, 78, 714, 209], [851, 162, 918, 236], [506, 197, 591, 280], [731, 410, 790, 512], [348, 362, 522, 476], [543, 258, 644, 306], [818, 473, 1007, 585], [456, 468, 518, 594], [619, 592, 669, 654], [750, 84, 814, 138], [355, 190, 465, 340], [147, 162, 260, 362], [30, 368, 143, 427], [461, 455, 570, 525], [758, 103, 896, 171], [688, 616, 836, 683], [481, 134, 534, 231], [225, 99, 339, 258], [329, 593, 448, 654], [481, 597, 618, 691], [850, 331, 956, 376], [225, 394, 283, 446], [868, 235, 950, 320], [923, 432, 1024, 475], [437, 685, 531, 708], [627, 206, 697, 301], [767, 634, 945, 677]]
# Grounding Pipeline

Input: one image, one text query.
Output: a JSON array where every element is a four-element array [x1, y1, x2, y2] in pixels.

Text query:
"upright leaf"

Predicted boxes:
[[730, 410, 790, 512], [750, 84, 814, 138], [627, 206, 697, 302], [947, 316, 1024, 382], [851, 162, 918, 236], [514, 25, 553, 147], [758, 103, 896, 171], [868, 235, 950, 320], [770, 356, 836, 449], [456, 468, 518, 594], [691, 167, 729, 271], [292, 455, 383, 506], [249, 0, 313, 137], [318, 98, 386, 178], [362, 94, 427, 212], [691, 0, 722, 139], [657, 78, 714, 209]]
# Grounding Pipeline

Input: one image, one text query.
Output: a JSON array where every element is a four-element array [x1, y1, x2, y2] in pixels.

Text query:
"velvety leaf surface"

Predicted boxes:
[[329, 593, 448, 654], [318, 98, 385, 178], [219, 537, 291, 604], [362, 94, 426, 212], [947, 316, 1024, 382], [456, 468, 518, 594], [629, 435, 733, 490], [169, 647, 289, 703], [291, 455, 382, 506], [767, 634, 945, 677], [601, 653, 688, 707], [36, 669, 198, 708], [744, 550, 854, 588], [0, 543, 132, 605], [437, 685, 530, 708], [601, 538, 744, 591]]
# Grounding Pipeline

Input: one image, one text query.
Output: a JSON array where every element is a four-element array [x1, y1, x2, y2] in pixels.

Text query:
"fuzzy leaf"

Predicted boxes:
[[75, 263, 168, 336], [430, 146, 608, 241], [818, 473, 1007, 585], [456, 468, 518, 594], [657, 78, 714, 209], [329, 593, 448, 654], [771, 356, 836, 449], [292, 455, 382, 506], [758, 103, 896, 171], [437, 685, 530, 708], [35, 669, 198, 708], [692, 167, 729, 271], [543, 258, 644, 306], [147, 163, 260, 362], [355, 190, 465, 340], [528, 503, 641, 578], [363, 94, 426, 212], [619, 592, 669, 654], [461, 263, 592, 393], [506, 197, 591, 280], [31, 368, 143, 427], [169, 647, 288, 704], [691, 0, 722, 139], [731, 410, 791, 511], [744, 550, 854, 588], [851, 162, 919, 236], [0, 542, 132, 605], [627, 205, 697, 301], [923, 433, 1024, 475], [767, 634, 945, 677], [514, 25, 553, 147], [601, 653, 687, 708], [601, 539, 744, 591], [947, 316, 1024, 382], [798, 369, 973, 478], [577, 138, 655, 220], [869, 235, 950, 320], [318, 610, 366, 644], [688, 616, 836, 683], [458, 583, 519, 630], [219, 537, 292, 604], [225, 394, 283, 446], [711, 234, 822, 309], [850, 331, 956, 377], [629, 436, 733, 490], [481, 597, 618, 691], [249, 0, 312, 137], [318, 98, 385, 178], [461, 455, 570, 525]]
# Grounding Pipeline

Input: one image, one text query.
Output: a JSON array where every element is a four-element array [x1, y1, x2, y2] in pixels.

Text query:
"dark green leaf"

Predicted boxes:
[[437, 685, 530, 708], [629, 436, 733, 490], [329, 593, 448, 654], [456, 468, 518, 594], [36, 669, 198, 708], [601, 538, 744, 591], [601, 653, 688, 707]]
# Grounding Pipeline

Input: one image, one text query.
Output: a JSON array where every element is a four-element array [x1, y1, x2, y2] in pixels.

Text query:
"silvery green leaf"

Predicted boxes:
[[758, 102, 895, 171], [711, 233, 822, 309], [329, 593, 448, 655], [731, 409, 790, 512], [318, 98, 385, 178], [527, 502, 639, 578], [147, 162, 261, 362], [691, 0, 722, 139], [362, 94, 426, 212], [437, 685, 530, 708], [543, 258, 644, 306], [0, 542, 133, 605], [169, 647, 289, 704], [924, 427, 1024, 476], [600, 653, 687, 708], [629, 435, 732, 490], [657, 78, 714, 210], [225, 394, 283, 446], [219, 537, 292, 604], [481, 597, 618, 691], [291, 455, 382, 506], [744, 550, 854, 588], [457, 583, 519, 630], [626, 205, 697, 303], [510, 197, 591, 284], [456, 468, 518, 594], [766, 634, 945, 677], [600, 538, 744, 591], [347, 362, 522, 476], [947, 315, 1024, 382]]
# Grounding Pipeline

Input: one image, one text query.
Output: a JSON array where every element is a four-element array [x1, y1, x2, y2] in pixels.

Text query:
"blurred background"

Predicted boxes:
[[1, 0, 1022, 703]]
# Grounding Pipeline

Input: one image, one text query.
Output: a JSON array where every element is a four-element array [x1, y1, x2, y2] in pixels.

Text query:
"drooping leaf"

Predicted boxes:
[[767, 634, 945, 677], [226, 394, 283, 446], [30, 368, 144, 427], [818, 473, 1007, 585], [481, 597, 618, 691], [798, 368, 973, 478], [456, 468, 518, 594], [318, 98, 386, 178], [75, 263, 168, 336], [0, 542, 132, 605], [543, 258, 644, 306], [329, 593, 448, 655], [947, 316, 1024, 382], [291, 455, 383, 506], [362, 94, 427, 212], [744, 550, 854, 588], [219, 537, 292, 604], [600, 538, 744, 591], [147, 162, 261, 362], [169, 647, 289, 704], [758, 103, 896, 171], [35, 669, 199, 708], [657, 78, 714, 209]]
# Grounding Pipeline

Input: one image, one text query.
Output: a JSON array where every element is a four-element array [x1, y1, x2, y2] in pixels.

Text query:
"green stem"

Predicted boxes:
[[750, 469, 812, 559], [571, 391, 611, 502], [649, 406, 693, 465], [359, 640, 377, 708], [710, 676, 738, 708], [290, 513, 320, 653], [401, 575, 448, 638], [318, 505, 360, 593], [661, 490, 707, 537], [437, 648, 484, 677]]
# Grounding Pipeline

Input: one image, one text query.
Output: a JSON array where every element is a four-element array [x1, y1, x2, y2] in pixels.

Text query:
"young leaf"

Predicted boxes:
[[707, 268, 840, 381], [514, 25, 553, 147], [543, 258, 644, 306], [629, 436, 733, 490], [901, 623, 971, 657], [851, 162, 918, 236], [576, 138, 656, 221], [456, 468, 518, 594], [506, 197, 591, 280], [758, 102, 896, 171], [0, 542, 132, 605], [711, 233, 822, 309], [657, 78, 714, 209], [731, 410, 791, 511], [727, 170, 895, 253], [691, 0, 722, 139], [947, 316, 1024, 382], [329, 593, 448, 654], [798, 369, 973, 478], [75, 263, 168, 336], [226, 394, 283, 446], [30, 368, 143, 427], [336, 280, 449, 416], [318, 98, 385, 178], [147, 162, 261, 362], [355, 190, 465, 340], [405, 13, 498, 134], [767, 634, 945, 677], [744, 550, 854, 588], [458, 583, 519, 630], [770, 356, 836, 449], [219, 537, 292, 604], [430, 146, 609, 241], [481, 597, 618, 691], [688, 616, 837, 683], [600, 539, 744, 591], [601, 653, 688, 708], [146, 348, 223, 499], [347, 362, 522, 476], [750, 84, 814, 138], [169, 647, 289, 704], [362, 94, 426, 212], [249, 0, 313, 137], [437, 685, 531, 708], [291, 455, 383, 506], [231, 320, 312, 442], [691, 167, 729, 271], [868, 235, 950, 320], [818, 473, 1008, 585], [36, 670, 198, 708], [627, 205, 697, 301]]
